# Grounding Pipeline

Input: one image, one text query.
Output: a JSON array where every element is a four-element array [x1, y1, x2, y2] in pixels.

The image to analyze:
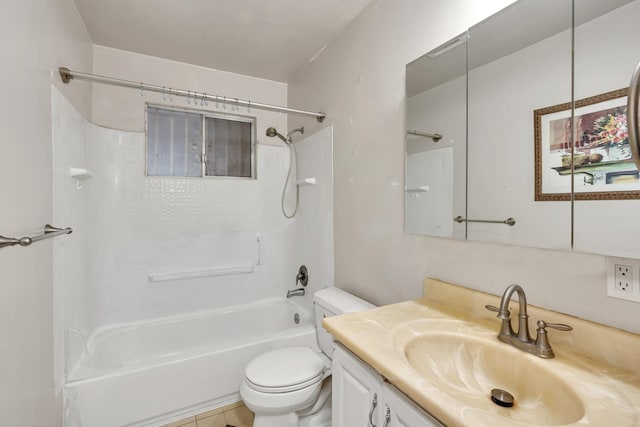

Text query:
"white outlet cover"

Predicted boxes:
[[607, 256, 640, 303]]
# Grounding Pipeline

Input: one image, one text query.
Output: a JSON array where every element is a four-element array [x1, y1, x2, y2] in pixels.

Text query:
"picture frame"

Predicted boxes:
[[534, 88, 640, 201]]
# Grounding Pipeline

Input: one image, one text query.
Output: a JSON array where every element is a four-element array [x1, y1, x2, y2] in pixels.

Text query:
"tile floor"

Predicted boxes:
[[162, 401, 254, 427]]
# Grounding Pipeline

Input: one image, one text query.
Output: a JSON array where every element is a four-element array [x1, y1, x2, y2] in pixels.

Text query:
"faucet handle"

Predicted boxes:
[[485, 304, 510, 320], [534, 320, 572, 358], [537, 320, 572, 331], [485, 305, 499, 313]]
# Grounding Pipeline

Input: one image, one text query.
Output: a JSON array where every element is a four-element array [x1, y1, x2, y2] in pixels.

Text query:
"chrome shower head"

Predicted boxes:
[[266, 127, 288, 143]]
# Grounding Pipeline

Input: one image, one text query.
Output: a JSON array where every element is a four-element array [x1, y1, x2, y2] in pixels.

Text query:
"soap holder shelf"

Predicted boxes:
[[405, 186, 429, 193], [297, 177, 316, 187], [69, 167, 94, 190]]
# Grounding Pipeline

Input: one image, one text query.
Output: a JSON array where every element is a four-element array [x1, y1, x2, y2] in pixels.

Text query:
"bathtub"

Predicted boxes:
[[64, 298, 317, 427]]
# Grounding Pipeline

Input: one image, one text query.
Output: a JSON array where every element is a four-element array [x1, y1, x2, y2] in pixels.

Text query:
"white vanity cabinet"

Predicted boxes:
[[383, 383, 443, 427], [332, 343, 385, 426], [332, 344, 443, 427]]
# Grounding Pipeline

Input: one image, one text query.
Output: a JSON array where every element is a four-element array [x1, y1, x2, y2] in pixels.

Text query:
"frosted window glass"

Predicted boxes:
[[205, 117, 252, 177], [147, 107, 202, 177]]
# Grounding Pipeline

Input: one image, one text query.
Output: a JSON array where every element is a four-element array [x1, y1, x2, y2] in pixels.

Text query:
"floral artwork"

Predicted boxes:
[[534, 88, 640, 201], [591, 108, 628, 146]]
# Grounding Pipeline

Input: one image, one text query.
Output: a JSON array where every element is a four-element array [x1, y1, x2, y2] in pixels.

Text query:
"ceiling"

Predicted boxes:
[[73, 0, 372, 82]]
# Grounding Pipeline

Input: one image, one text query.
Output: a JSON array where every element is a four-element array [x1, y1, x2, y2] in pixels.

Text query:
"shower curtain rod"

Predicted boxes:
[[58, 67, 325, 122]]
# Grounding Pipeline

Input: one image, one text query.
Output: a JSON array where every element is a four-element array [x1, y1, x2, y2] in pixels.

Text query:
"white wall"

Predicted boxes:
[[288, 0, 640, 334], [0, 0, 93, 425]]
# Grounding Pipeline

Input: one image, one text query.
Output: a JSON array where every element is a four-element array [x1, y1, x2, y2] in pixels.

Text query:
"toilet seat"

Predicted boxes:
[[244, 346, 327, 393]]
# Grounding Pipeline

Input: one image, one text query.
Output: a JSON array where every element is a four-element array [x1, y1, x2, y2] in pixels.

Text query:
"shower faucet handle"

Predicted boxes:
[[296, 265, 308, 287]]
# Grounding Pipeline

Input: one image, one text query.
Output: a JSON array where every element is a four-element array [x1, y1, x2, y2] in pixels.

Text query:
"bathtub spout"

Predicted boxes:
[[286, 288, 305, 298]]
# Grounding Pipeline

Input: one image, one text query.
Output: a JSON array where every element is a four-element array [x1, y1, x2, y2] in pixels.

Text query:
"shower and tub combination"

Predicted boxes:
[[65, 299, 317, 426], [53, 73, 334, 426]]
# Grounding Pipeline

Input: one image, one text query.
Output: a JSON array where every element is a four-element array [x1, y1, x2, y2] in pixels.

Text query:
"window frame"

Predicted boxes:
[[144, 103, 257, 180]]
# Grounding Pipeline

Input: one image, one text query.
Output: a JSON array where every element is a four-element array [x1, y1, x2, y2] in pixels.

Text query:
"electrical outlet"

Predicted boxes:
[[607, 257, 640, 302], [614, 264, 633, 292]]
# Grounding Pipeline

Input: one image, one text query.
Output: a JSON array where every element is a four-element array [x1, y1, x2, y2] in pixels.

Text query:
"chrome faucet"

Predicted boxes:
[[287, 265, 308, 298], [287, 288, 305, 298], [486, 284, 572, 358]]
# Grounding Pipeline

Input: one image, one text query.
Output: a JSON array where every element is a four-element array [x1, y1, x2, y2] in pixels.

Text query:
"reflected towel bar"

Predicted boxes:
[[0, 224, 73, 249], [453, 216, 516, 226], [406, 130, 443, 142]]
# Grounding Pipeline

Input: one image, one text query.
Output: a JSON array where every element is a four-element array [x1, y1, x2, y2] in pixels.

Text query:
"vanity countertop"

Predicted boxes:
[[323, 279, 640, 427]]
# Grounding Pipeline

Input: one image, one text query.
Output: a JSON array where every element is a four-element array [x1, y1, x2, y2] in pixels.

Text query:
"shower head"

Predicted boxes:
[[266, 126, 305, 144], [266, 127, 288, 143]]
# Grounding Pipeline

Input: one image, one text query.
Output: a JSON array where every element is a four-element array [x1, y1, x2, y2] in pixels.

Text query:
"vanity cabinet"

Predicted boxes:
[[332, 344, 442, 427], [384, 383, 442, 427]]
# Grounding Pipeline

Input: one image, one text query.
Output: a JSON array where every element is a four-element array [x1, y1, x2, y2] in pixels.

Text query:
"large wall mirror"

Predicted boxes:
[[406, 0, 640, 258]]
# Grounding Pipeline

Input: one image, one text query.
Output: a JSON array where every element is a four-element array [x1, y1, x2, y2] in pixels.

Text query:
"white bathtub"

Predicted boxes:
[[64, 298, 317, 427]]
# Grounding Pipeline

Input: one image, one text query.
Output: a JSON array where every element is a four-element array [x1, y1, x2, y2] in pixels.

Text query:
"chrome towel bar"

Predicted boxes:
[[0, 224, 73, 249], [453, 216, 516, 226], [406, 129, 443, 142]]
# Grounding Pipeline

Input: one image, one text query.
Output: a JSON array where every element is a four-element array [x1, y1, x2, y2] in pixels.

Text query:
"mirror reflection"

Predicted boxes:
[[466, 0, 573, 249], [405, 32, 467, 239], [573, 0, 640, 258], [405, 0, 640, 258]]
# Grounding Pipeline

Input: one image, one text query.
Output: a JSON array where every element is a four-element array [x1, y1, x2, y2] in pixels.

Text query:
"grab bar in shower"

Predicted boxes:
[[148, 265, 255, 282], [0, 224, 73, 249], [148, 234, 263, 282], [453, 216, 516, 226]]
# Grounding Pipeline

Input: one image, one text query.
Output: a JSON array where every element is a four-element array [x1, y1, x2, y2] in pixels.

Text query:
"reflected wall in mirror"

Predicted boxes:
[[466, 0, 573, 250], [573, 0, 640, 258], [405, 32, 467, 239]]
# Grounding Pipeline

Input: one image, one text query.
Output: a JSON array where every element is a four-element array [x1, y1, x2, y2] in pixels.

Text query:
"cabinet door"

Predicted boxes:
[[384, 384, 444, 427], [332, 344, 384, 427]]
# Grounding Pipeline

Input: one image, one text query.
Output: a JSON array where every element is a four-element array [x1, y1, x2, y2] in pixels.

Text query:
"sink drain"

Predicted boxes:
[[490, 388, 514, 408]]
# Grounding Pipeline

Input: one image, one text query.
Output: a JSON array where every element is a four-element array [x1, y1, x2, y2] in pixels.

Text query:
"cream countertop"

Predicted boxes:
[[323, 279, 640, 427]]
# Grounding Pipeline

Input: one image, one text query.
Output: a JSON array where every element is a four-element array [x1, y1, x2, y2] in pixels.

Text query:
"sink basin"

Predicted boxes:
[[404, 332, 585, 425]]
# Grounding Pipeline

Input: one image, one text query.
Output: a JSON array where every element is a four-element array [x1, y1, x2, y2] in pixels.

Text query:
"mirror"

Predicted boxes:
[[406, 0, 640, 257]]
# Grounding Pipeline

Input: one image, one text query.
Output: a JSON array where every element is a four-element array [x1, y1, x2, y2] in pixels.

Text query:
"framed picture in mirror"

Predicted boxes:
[[534, 87, 640, 201]]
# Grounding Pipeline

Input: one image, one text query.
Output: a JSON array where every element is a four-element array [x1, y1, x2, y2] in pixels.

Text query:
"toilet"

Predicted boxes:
[[240, 287, 374, 427]]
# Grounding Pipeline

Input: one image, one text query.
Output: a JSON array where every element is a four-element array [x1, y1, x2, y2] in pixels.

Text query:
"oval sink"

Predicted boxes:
[[404, 332, 585, 425]]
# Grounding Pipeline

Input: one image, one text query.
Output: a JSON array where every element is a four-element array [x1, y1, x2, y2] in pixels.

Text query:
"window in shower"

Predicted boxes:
[[145, 105, 255, 178]]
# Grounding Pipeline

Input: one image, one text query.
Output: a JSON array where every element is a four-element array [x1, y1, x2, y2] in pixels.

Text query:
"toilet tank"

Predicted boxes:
[[313, 287, 374, 357]]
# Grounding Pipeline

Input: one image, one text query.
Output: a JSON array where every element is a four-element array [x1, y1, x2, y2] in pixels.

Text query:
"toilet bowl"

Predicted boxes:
[[240, 287, 374, 427]]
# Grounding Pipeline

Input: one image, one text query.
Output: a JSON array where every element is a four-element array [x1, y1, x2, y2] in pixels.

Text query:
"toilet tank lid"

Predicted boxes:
[[313, 287, 375, 314]]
